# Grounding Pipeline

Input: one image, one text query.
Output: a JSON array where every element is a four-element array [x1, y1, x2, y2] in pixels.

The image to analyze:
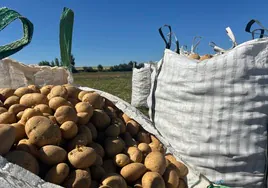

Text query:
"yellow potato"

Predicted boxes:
[[0, 112, 16, 124], [34, 104, 53, 114], [68, 97, 80, 107], [120, 163, 147, 183], [48, 115, 58, 125], [114, 153, 130, 167], [49, 96, 72, 111], [14, 87, 33, 97], [0, 107, 7, 114], [149, 142, 165, 154], [45, 163, 70, 185], [91, 165, 106, 181], [137, 131, 151, 144], [20, 108, 43, 125], [138, 143, 152, 156], [165, 154, 188, 177], [101, 173, 128, 188], [60, 121, 78, 140], [40, 85, 54, 96], [11, 123, 26, 143], [0, 124, 16, 155], [20, 93, 48, 107], [16, 111, 24, 120], [0, 88, 15, 99], [144, 151, 166, 175], [75, 102, 94, 115], [63, 169, 91, 188], [49, 85, 68, 99], [163, 164, 180, 188], [54, 106, 78, 124], [78, 90, 89, 101], [27, 85, 40, 93], [88, 142, 105, 158], [121, 113, 131, 124], [8, 104, 27, 115], [91, 109, 111, 131], [127, 147, 143, 163], [39, 145, 67, 165], [82, 92, 104, 109], [64, 85, 81, 99], [16, 138, 39, 157], [104, 137, 125, 157], [142, 172, 166, 188], [4, 96, 20, 108], [77, 112, 91, 125], [126, 120, 140, 136]]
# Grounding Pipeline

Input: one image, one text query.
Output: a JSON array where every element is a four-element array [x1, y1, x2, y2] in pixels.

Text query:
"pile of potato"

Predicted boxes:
[[0, 84, 188, 188]]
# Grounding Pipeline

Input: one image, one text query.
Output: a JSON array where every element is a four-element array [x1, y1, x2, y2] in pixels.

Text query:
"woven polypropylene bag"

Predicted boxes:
[[148, 38, 268, 187]]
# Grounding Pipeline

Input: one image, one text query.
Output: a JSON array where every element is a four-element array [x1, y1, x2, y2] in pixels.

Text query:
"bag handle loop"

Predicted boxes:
[[245, 19, 268, 39]]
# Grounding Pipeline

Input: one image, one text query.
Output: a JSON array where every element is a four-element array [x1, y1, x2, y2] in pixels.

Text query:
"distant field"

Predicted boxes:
[[73, 71, 149, 115]]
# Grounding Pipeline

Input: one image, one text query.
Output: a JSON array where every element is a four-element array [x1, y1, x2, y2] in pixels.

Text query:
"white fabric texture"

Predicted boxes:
[[0, 58, 73, 89], [148, 38, 268, 187]]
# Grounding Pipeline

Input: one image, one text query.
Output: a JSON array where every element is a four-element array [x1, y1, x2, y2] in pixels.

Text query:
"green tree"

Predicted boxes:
[[97, 64, 103, 71], [70, 54, 78, 73], [51, 61, 55, 67], [38, 61, 51, 66], [55, 58, 60, 67]]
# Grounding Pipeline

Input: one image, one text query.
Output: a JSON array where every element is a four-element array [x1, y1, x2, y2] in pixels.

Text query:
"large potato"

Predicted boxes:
[[78, 90, 89, 101], [137, 131, 151, 144], [5, 150, 39, 175], [120, 163, 147, 182], [49, 85, 68, 99], [142, 172, 166, 188], [11, 123, 26, 142], [55, 106, 78, 124], [0, 112, 16, 124], [77, 112, 91, 125], [127, 147, 143, 163], [49, 96, 72, 111], [114, 153, 130, 167], [8, 104, 27, 115], [91, 109, 111, 130], [75, 102, 93, 114], [0, 107, 7, 114], [88, 142, 105, 158], [25, 116, 61, 147], [104, 137, 125, 157], [102, 159, 117, 174], [16, 138, 39, 157], [4, 96, 20, 108], [138, 143, 152, 156], [45, 163, 70, 184], [91, 165, 106, 180], [126, 120, 140, 136], [39, 145, 67, 165], [105, 123, 120, 137], [65, 85, 81, 99], [60, 121, 78, 140], [20, 108, 43, 124], [34, 104, 53, 114], [20, 93, 48, 107], [163, 164, 180, 188], [86, 123, 98, 140], [63, 169, 91, 188], [40, 85, 54, 95], [101, 173, 128, 188], [122, 132, 137, 147], [82, 92, 104, 109], [0, 88, 15, 100], [68, 146, 97, 168], [165, 154, 188, 177], [144, 151, 166, 175], [14, 87, 33, 97], [0, 124, 15, 155]]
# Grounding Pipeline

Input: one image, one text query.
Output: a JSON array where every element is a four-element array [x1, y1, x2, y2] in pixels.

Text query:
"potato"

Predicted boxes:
[[120, 163, 147, 182], [14, 87, 33, 97], [0, 112, 16, 124], [138, 143, 151, 156], [163, 164, 180, 188], [68, 146, 97, 168], [0, 107, 7, 114], [127, 147, 143, 163], [20, 108, 42, 124], [8, 104, 27, 115], [82, 92, 104, 109], [0, 124, 15, 155], [113, 118, 126, 134], [114, 153, 130, 167], [63, 169, 91, 188], [16, 139, 39, 156], [20, 93, 48, 107], [67, 133, 88, 151], [104, 137, 125, 157], [78, 90, 89, 101], [91, 109, 111, 130], [68, 98, 80, 107], [25, 116, 62, 147], [126, 120, 140, 136], [150, 135, 161, 145], [4, 96, 20, 108], [60, 121, 78, 140], [86, 123, 98, 140], [40, 85, 54, 95], [88, 142, 105, 158], [55, 106, 78, 124], [144, 151, 166, 175], [0, 100, 3, 107], [105, 124, 120, 137], [137, 131, 151, 144], [102, 159, 117, 174], [134, 180, 143, 188], [78, 125, 93, 144], [165, 154, 188, 177], [34, 104, 53, 114], [48, 115, 58, 124], [0, 88, 15, 99], [122, 113, 131, 123], [94, 154, 103, 166], [189, 53, 200, 60], [49, 96, 72, 111], [178, 178, 187, 188], [16, 111, 24, 120], [142, 172, 166, 188], [39, 145, 67, 165], [75, 102, 94, 114], [77, 112, 91, 125], [49, 85, 68, 99], [11, 123, 26, 142], [91, 165, 106, 180], [200, 54, 213, 61], [149, 142, 165, 154], [45, 163, 70, 184], [122, 132, 137, 147], [101, 173, 128, 188], [28, 85, 40, 93], [65, 85, 81, 99], [104, 106, 117, 119], [5, 150, 39, 175]]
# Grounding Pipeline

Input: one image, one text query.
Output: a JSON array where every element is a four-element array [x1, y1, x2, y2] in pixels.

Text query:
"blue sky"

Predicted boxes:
[[1, 0, 268, 66]]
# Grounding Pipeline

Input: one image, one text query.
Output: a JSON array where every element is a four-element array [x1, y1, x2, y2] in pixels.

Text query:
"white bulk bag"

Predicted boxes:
[[148, 38, 268, 187]]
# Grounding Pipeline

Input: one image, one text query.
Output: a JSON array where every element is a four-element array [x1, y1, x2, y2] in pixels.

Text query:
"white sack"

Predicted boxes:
[[148, 38, 268, 187]]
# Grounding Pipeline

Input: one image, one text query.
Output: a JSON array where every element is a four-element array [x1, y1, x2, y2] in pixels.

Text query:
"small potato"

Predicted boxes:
[[20, 108, 43, 124], [39, 145, 67, 165], [94, 154, 103, 166], [45, 163, 70, 185], [65, 85, 81, 99], [11, 123, 26, 143], [91, 165, 106, 180], [163, 164, 180, 188], [102, 160, 117, 174], [16, 111, 24, 120], [86, 123, 98, 140], [105, 124, 120, 137], [25, 116, 62, 147], [20, 93, 48, 107], [114, 153, 130, 167], [150, 135, 161, 145], [63, 169, 91, 188], [126, 120, 140, 136], [34, 104, 53, 114], [104, 137, 125, 157], [0, 107, 7, 114], [78, 125, 93, 144], [88, 142, 105, 158], [77, 112, 91, 125], [60, 121, 78, 140], [91, 109, 111, 131], [0, 112, 16, 124], [142, 172, 166, 188], [120, 163, 147, 183], [122, 113, 131, 124], [144, 152, 166, 175], [5, 150, 39, 175], [49, 85, 68, 99], [101, 173, 128, 188], [0, 124, 15, 155], [67, 133, 88, 151], [4, 96, 20, 108], [137, 131, 151, 144], [8, 104, 27, 115], [165, 154, 188, 177], [40, 85, 54, 95], [75, 102, 94, 115], [14, 87, 33, 97], [149, 142, 165, 154], [55, 106, 78, 124], [113, 118, 126, 134], [82, 92, 104, 109], [78, 90, 89, 101], [28, 85, 40, 93], [68, 146, 97, 168], [127, 147, 143, 163], [49, 96, 72, 111], [122, 132, 137, 147], [16, 139, 39, 157], [138, 143, 152, 156], [0, 88, 15, 99]]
